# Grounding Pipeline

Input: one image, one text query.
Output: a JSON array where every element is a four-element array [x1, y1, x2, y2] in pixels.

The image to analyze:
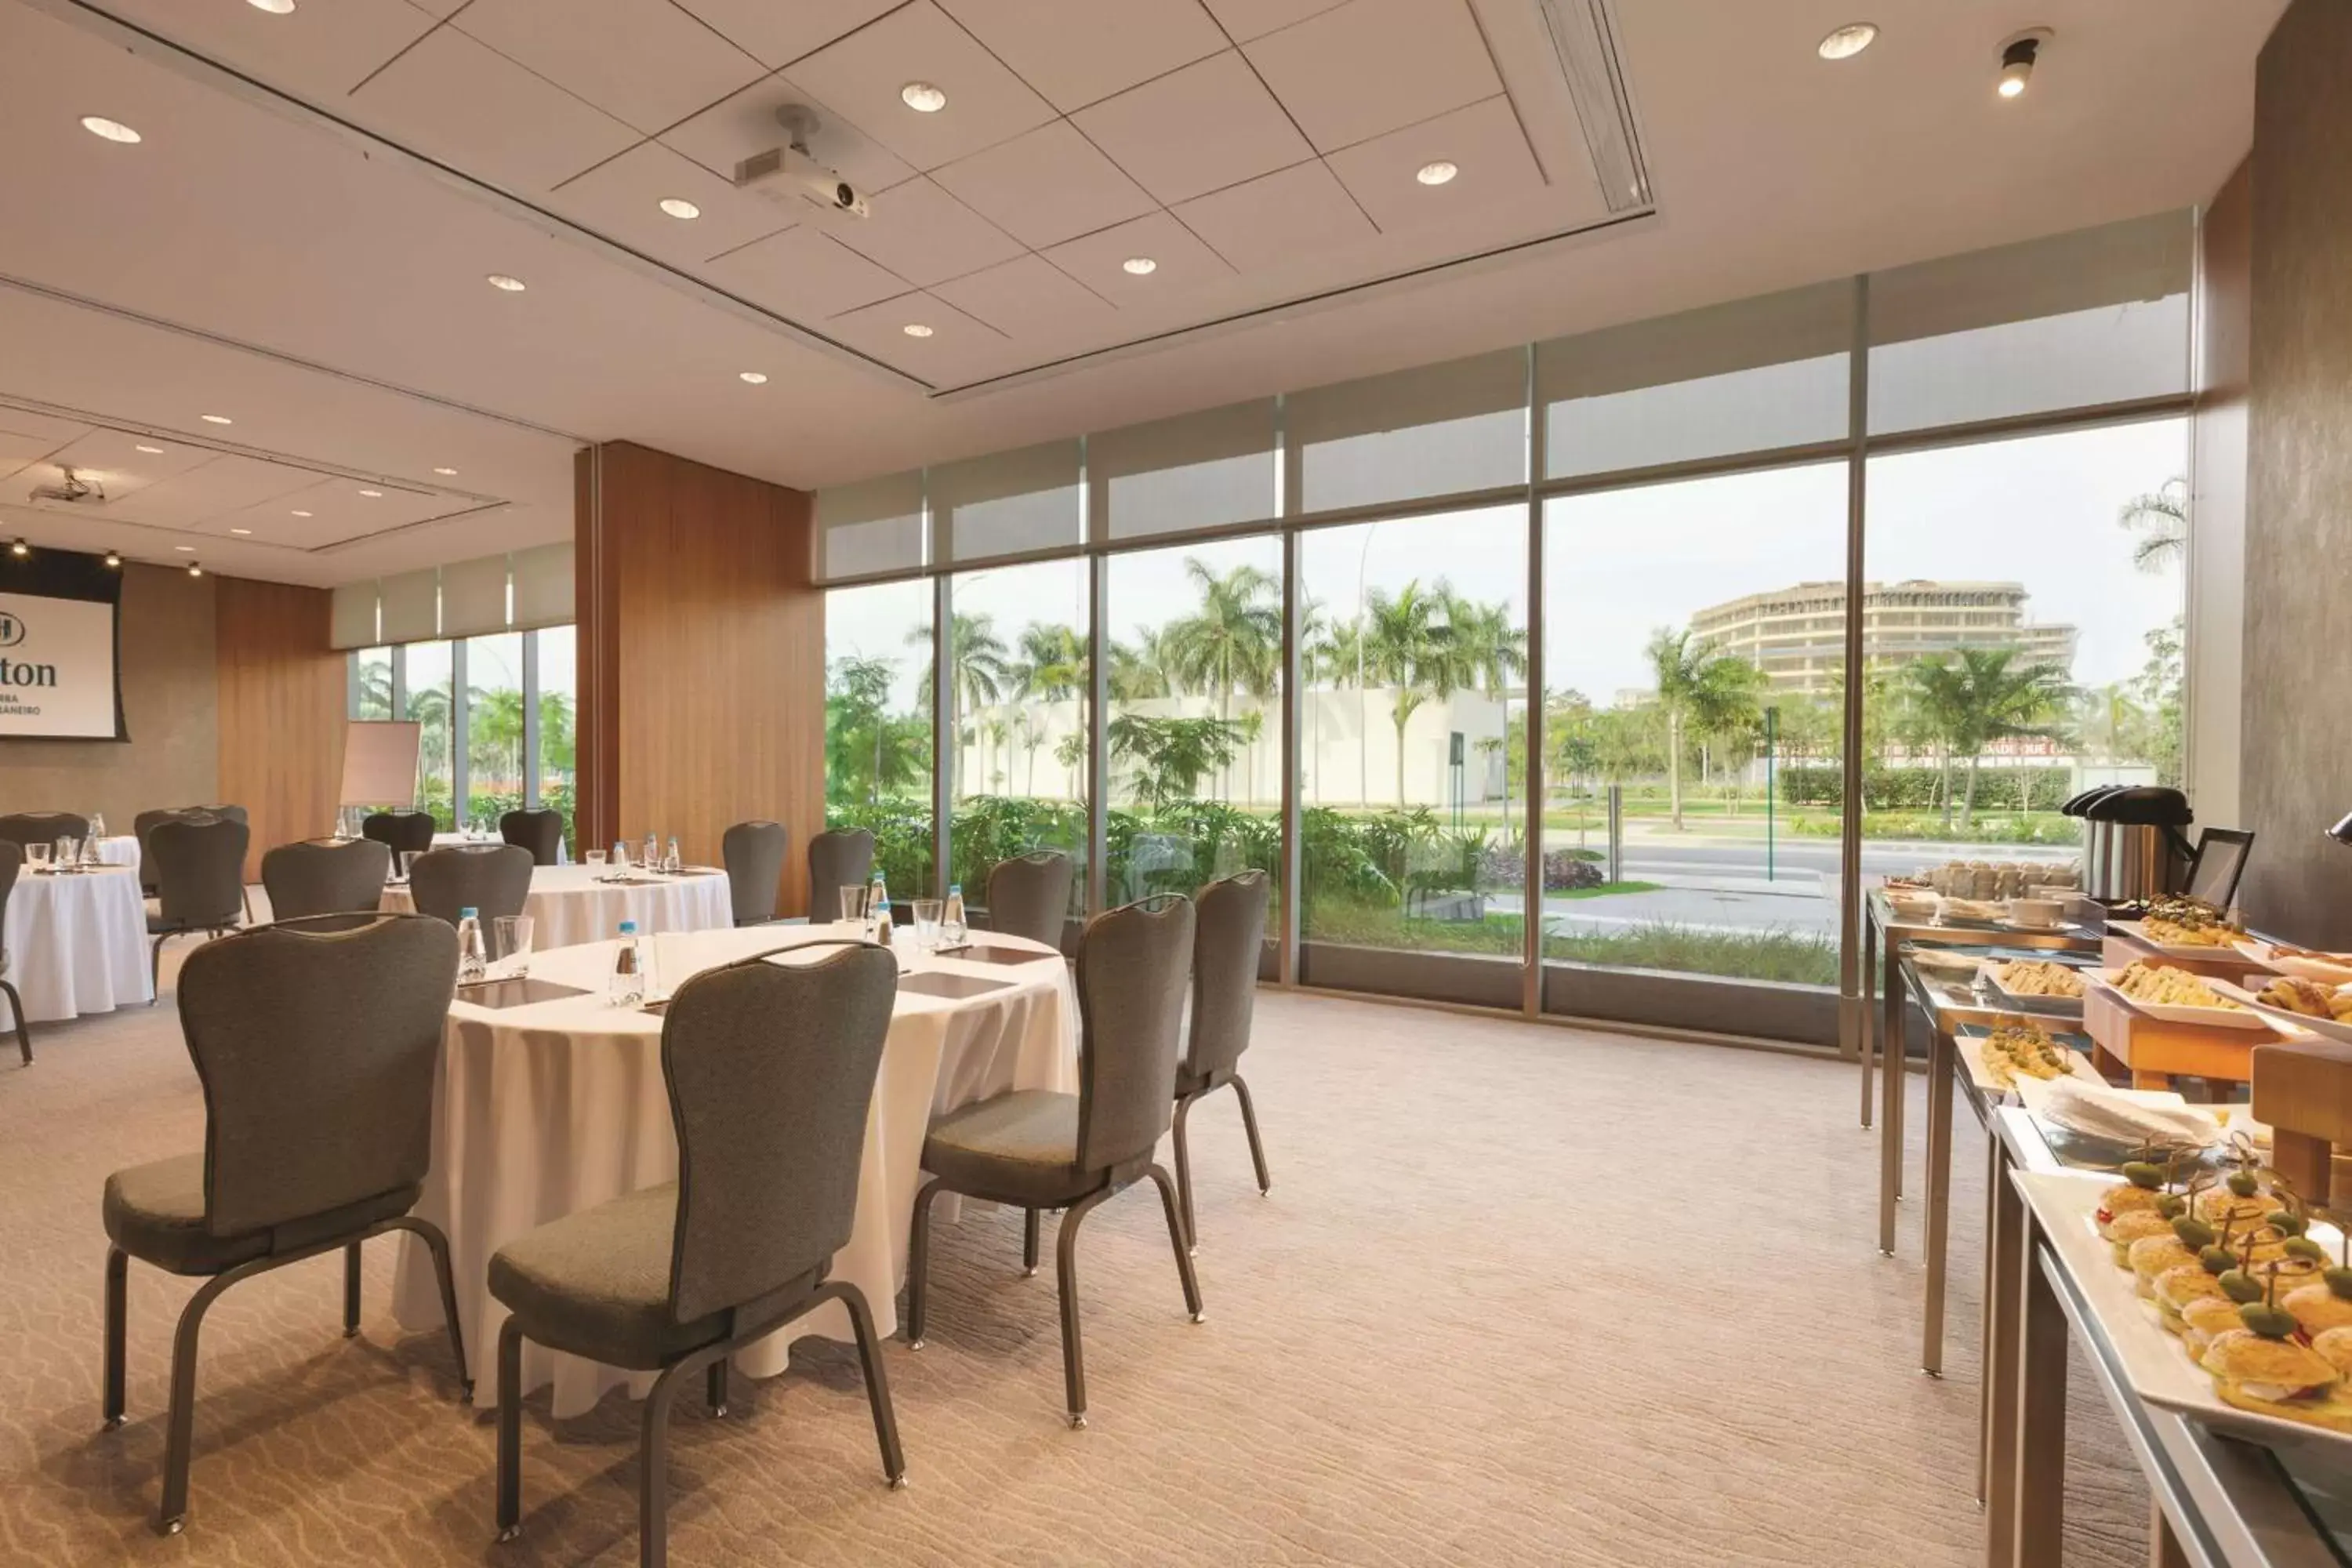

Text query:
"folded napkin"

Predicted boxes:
[[2017, 1075, 2229, 1149]]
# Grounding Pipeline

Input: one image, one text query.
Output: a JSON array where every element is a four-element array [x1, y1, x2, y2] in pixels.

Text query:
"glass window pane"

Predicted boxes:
[[824, 581, 935, 898], [1541, 464, 1848, 989], [944, 560, 1089, 924], [405, 641, 455, 829], [1297, 506, 1528, 960], [464, 633, 524, 829], [352, 647, 392, 720], [535, 626, 577, 851], [1105, 538, 1283, 919], [1861, 419, 2188, 888]]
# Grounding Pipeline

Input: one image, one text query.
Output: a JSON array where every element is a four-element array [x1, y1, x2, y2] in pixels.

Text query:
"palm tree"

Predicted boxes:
[[1439, 589, 1526, 823], [1904, 648, 2071, 827], [1645, 629, 1703, 830], [1014, 623, 1086, 797], [1107, 636, 1171, 702], [2118, 476, 2187, 573], [468, 685, 528, 794], [1164, 560, 1279, 797], [910, 615, 1011, 791], [1362, 581, 1461, 808]]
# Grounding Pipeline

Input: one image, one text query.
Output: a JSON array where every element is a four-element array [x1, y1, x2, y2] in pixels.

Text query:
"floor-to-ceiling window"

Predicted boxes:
[[534, 624, 576, 840], [822, 579, 935, 901], [404, 640, 455, 829], [463, 631, 524, 829], [352, 646, 393, 720]]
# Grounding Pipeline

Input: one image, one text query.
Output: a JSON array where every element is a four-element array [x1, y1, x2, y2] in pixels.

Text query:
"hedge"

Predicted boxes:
[[1779, 764, 2073, 812]]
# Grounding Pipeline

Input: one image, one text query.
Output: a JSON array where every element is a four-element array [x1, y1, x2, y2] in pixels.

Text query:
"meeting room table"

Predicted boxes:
[[0, 862, 152, 1025], [379, 862, 730, 950], [388, 924, 1079, 1416]]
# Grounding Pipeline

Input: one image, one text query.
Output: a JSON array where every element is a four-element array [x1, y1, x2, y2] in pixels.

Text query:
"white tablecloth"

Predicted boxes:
[[93, 834, 140, 869], [433, 831, 568, 866], [390, 925, 1076, 1416], [0, 865, 154, 1025], [381, 865, 731, 951]]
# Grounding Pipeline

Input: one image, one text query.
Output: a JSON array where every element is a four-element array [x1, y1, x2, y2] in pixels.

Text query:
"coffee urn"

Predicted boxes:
[[2080, 785, 2196, 904]]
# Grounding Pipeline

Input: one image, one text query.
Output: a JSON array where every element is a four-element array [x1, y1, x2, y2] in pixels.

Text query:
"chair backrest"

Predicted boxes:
[[198, 804, 249, 826], [362, 811, 437, 857], [261, 837, 391, 922], [135, 807, 205, 895], [0, 811, 91, 849], [499, 808, 564, 866], [1185, 869, 1271, 1083], [807, 829, 875, 913], [721, 820, 788, 924], [151, 815, 249, 928], [406, 844, 532, 929], [987, 851, 1074, 951], [179, 913, 459, 1236], [0, 840, 20, 942], [663, 940, 898, 1323], [1073, 895, 1196, 1173]]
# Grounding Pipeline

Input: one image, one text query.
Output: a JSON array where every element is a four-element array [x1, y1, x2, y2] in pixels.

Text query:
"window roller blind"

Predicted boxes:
[[1283, 348, 1527, 515], [329, 582, 379, 650], [930, 441, 1081, 566], [1090, 401, 1278, 543], [439, 554, 510, 638], [510, 541, 574, 629], [815, 471, 925, 583], [376, 568, 440, 644]]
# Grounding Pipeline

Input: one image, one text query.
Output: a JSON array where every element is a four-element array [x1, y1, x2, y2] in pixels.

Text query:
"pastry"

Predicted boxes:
[[2202, 1330, 2347, 1428]]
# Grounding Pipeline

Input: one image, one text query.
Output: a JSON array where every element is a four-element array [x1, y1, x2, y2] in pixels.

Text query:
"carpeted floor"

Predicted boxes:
[[0, 966, 2148, 1566]]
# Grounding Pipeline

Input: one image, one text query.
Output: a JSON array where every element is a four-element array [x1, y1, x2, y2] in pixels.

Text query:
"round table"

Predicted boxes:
[[389, 925, 1077, 1416], [0, 864, 154, 1025], [380, 864, 731, 950], [433, 831, 568, 865]]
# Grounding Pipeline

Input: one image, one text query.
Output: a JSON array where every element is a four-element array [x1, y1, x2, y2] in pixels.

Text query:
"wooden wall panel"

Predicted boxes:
[[575, 441, 823, 918], [216, 575, 346, 882]]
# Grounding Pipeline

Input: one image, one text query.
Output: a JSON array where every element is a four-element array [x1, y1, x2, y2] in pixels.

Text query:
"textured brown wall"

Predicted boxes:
[[0, 563, 219, 826], [2242, 0, 2352, 944], [216, 576, 347, 882]]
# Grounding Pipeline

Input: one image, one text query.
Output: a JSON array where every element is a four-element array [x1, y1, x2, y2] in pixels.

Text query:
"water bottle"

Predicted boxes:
[[942, 883, 967, 946], [608, 920, 644, 1006], [869, 872, 893, 947], [456, 907, 488, 984], [89, 809, 107, 843], [665, 836, 682, 873]]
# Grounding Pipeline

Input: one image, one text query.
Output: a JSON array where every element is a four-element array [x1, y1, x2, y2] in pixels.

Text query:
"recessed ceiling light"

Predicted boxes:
[[247, 0, 296, 13], [9, 539, 27, 559], [658, 198, 701, 220], [486, 274, 527, 292], [902, 323, 934, 338], [290, 510, 313, 517], [200, 413, 233, 425], [739, 370, 769, 384], [1998, 31, 2045, 97], [174, 545, 194, 553], [901, 82, 947, 113], [1416, 160, 1458, 187], [1122, 256, 1157, 276], [135, 444, 165, 454], [1817, 23, 1878, 60], [358, 488, 383, 497], [230, 527, 253, 535], [80, 115, 140, 143], [187, 562, 203, 577], [433, 466, 458, 476]]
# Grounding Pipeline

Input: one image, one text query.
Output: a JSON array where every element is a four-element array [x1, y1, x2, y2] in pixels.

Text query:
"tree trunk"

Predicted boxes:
[[1668, 709, 1684, 830], [1394, 710, 1410, 808], [1962, 754, 1981, 829]]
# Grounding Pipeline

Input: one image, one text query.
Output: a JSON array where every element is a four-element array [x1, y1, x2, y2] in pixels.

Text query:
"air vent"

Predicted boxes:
[[1535, 0, 1652, 212]]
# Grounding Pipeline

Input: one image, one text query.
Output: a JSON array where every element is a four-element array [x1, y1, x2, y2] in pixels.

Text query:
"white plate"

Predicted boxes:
[[2208, 977, 2352, 1045], [2107, 918, 2246, 960], [2013, 1171, 2352, 1455], [2232, 938, 2352, 985], [2087, 967, 2269, 1030], [1982, 960, 2089, 1010], [1957, 1029, 2105, 1100]]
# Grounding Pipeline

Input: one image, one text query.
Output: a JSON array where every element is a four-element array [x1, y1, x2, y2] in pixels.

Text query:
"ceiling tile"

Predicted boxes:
[[27, 430, 218, 503], [1197, 0, 1348, 42], [209, 477, 466, 544], [830, 177, 1025, 287], [785, 2, 1055, 171], [662, 77, 916, 198], [96, 455, 322, 528], [550, 141, 787, 266], [934, 254, 1117, 339], [932, 122, 1156, 249], [0, 423, 83, 482], [1243, 0, 1500, 152], [348, 25, 640, 191], [94, 0, 437, 99], [826, 292, 1012, 386], [936, 0, 1228, 112], [701, 226, 910, 318], [452, 0, 767, 136], [1073, 51, 1312, 205], [1172, 159, 1374, 269], [1043, 211, 1232, 299], [670, 0, 902, 71], [1326, 96, 1544, 231]]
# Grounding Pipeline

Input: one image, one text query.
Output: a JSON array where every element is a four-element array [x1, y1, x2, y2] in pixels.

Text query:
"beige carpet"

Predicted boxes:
[[0, 966, 2148, 1566]]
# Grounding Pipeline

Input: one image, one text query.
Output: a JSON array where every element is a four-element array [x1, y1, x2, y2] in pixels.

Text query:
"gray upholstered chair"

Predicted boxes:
[[906, 895, 1202, 1429], [1171, 870, 1273, 1252], [0, 841, 30, 1065], [722, 819, 789, 924], [147, 815, 249, 1000], [406, 845, 532, 935], [491, 940, 906, 1565], [808, 829, 875, 918], [362, 810, 436, 858], [0, 810, 90, 850], [135, 808, 203, 896], [985, 850, 1075, 953], [100, 913, 469, 1535], [499, 808, 564, 867], [260, 837, 391, 922]]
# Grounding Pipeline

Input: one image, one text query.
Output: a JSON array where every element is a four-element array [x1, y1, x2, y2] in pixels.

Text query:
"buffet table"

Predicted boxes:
[[0, 863, 153, 1025], [380, 863, 730, 950], [388, 925, 1079, 1417]]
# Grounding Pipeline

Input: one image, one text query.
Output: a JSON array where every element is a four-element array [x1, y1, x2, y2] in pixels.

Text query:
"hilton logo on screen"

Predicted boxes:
[[0, 611, 23, 648], [0, 611, 56, 692]]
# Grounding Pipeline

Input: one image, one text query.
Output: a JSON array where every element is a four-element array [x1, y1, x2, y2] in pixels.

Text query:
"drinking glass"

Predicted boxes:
[[838, 884, 869, 929], [495, 915, 534, 978], [56, 837, 78, 869], [585, 848, 608, 877], [82, 834, 101, 867], [911, 898, 942, 952], [397, 850, 422, 884], [611, 841, 631, 876], [26, 843, 49, 872]]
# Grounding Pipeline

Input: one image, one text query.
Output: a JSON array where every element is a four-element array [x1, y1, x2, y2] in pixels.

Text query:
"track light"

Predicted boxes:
[[1998, 30, 2047, 98], [187, 561, 203, 578], [8, 539, 27, 559], [103, 550, 122, 568]]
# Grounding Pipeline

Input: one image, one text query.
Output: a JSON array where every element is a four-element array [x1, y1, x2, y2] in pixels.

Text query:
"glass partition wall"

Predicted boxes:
[[816, 209, 2200, 1048]]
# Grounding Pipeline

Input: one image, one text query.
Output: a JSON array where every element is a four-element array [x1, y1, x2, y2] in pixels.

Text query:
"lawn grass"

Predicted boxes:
[[1554, 880, 1662, 900], [1302, 902, 1838, 986]]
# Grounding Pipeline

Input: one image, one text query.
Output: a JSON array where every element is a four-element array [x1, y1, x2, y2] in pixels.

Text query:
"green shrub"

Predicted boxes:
[[1780, 764, 2074, 812]]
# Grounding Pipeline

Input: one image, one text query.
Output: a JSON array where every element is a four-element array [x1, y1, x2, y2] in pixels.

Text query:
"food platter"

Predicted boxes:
[[2087, 966, 2269, 1031], [1980, 957, 2091, 1013], [2209, 977, 2352, 1046], [1955, 1022, 2103, 1098], [2016, 1171, 2352, 1454], [2108, 918, 2246, 960], [2232, 939, 2352, 986]]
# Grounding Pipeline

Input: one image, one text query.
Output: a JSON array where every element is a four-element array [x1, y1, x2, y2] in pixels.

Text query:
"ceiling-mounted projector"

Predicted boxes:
[[734, 105, 870, 219], [29, 465, 103, 505]]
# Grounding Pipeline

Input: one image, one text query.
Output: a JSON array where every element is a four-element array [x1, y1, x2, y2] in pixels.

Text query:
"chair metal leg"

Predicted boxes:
[[1144, 1163, 1206, 1323], [343, 1242, 363, 1338], [149, 935, 167, 1004], [1022, 1208, 1040, 1276], [1229, 1073, 1272, 1196], [816, 1281, 907, 1486], [706, 1358, 728, 1418], [1055, 1186, 1115, 1428], [1, 978, 29, 1064], [906, 1179, 944, 1347], [495, 1319, 524, 1542], [102, 1247, 128, 1428], [640, 1353, 699, 1568], [157, 1265, 249, 1534], [390, 1218, 472, 1397], [1171, 1092, 1200, 1254]]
